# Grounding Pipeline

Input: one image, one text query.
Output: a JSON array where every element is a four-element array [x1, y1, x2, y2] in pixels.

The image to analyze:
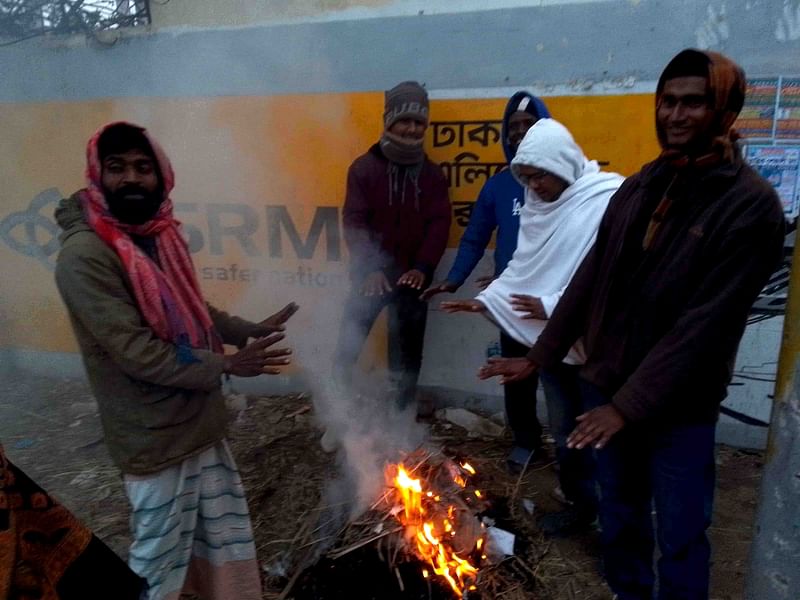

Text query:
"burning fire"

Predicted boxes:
[[388, 461, 485, 597]]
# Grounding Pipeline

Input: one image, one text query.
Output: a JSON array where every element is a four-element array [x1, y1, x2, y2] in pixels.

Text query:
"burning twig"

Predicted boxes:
[[394, 567, 406, 592], [281, 404, 312, 421], [369, 488, 394, 511], [327, 526, 403, 559], [275, 565, 305, 600]]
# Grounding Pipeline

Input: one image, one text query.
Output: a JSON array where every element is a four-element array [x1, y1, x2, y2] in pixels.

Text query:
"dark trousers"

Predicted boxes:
[[499, 332, 542, 450], [334, 286, 428, 409], [539, 364, 597, 515], [581, 381, 715, 600]]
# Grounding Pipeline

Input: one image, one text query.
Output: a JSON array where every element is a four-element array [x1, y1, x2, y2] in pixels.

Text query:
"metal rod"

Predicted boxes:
[[745, 225, 800, 599]]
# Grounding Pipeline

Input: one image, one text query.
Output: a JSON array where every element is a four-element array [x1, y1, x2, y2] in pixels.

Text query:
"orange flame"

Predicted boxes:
[[396, 466, 424, 519], [391, 464, 484, 597]]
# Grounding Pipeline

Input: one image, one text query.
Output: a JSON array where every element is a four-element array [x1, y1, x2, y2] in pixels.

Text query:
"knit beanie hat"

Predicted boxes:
[[383, 81, 429, 129]]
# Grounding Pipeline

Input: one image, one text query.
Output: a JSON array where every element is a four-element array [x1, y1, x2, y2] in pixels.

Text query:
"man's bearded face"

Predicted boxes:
[[101, 149, 163, 225]]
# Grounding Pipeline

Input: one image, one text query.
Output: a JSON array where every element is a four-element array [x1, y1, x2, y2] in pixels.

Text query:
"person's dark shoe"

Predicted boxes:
[[506, 445, 547, 474], [538, 506, 597, 537]]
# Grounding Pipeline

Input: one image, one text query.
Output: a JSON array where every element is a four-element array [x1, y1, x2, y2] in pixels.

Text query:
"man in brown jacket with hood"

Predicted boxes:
[[55, 122, 297, 600], [334, 81, 451, 415], [480, 50, 785, 599]]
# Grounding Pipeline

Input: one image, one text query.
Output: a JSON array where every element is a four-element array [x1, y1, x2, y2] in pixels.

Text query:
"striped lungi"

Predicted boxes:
[[123, 440, 262, 600]]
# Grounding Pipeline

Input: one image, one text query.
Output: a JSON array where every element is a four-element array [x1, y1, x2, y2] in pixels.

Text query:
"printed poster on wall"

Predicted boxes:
[[745, 145, 800, 216], [777, 78, 800, 141], [737, 78, 778, 140]]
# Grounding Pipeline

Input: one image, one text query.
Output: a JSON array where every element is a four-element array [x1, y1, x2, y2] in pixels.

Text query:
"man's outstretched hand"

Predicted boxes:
[[420, 280, 457, 301], [440, 299, 486, 314], [477, 356, 537, 384], [254, 302, 300, 336], [360, 271, 393, 296], [567, 404, 626, 450], [223, 333, 292, 377], [397, 269, 426, 290], [475, 275, 495, 290], [510, 294, 547, 320]]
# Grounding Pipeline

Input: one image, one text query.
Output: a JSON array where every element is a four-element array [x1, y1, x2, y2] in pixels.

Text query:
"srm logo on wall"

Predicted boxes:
[[0, 190, 344, 277], [0, 189, 63, 270]]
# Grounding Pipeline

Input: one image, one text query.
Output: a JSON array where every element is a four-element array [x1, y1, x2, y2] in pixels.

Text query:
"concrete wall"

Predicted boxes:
[[2, 1, 799, 101], [2, 0, 799, 447], [148, 0, 396, 26]]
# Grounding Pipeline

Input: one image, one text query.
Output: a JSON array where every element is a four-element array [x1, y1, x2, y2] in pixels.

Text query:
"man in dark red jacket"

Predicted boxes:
[[479, 50, 785, 599], [334, 81, 451, 415]]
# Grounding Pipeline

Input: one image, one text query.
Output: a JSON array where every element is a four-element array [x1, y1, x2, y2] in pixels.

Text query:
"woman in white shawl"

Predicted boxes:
[[441, 118, 624, 534]]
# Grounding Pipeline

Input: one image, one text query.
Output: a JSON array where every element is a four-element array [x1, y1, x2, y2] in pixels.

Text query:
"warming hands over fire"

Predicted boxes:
[[420, 275, 494, 301], [420, 275, 495, 302], [223, 333, 292, 377], [360, 271, 393, 296], [439, 299, 486, 314], [420, 280, 457, 301], [475, 275, 495, 290], [567, 404, 626, 450], [253, 302, 300, 336], [510, 294, 547, 320], [478, 357, 537, 384], [397, 269, 426, 290]]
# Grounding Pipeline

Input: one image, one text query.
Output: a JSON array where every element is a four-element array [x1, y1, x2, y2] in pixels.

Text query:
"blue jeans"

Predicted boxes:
[[580, 381, 715, 600], [539, 364, 597, 516]]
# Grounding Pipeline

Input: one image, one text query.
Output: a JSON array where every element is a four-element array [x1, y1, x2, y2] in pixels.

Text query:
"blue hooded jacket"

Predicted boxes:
[[446, 92, 550, 287]]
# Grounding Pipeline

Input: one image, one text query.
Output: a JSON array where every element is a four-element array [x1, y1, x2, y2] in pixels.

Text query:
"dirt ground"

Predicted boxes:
[[1, 374, 761, 599]]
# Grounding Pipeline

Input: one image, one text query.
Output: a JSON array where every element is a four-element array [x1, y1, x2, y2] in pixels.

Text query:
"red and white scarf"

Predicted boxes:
[[81, 121, 221, 356]]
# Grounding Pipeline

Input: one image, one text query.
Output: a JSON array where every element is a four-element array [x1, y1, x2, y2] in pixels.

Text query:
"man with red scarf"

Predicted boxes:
[[55, 122, 296, 600], [479, 50, 785, 598]]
